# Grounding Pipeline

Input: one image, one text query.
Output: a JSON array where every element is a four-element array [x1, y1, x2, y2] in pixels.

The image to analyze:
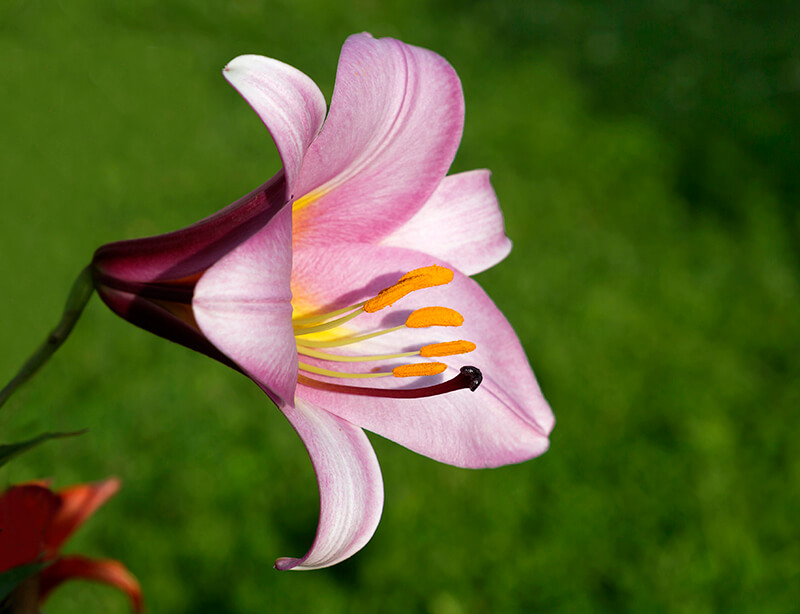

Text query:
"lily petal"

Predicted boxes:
[[93, 285, 235, 367], [38, 555, 143, 612], [93, 172, 287, 283], [193, 206, 297, 406], [0, 485, 58, 572], [224, 54, 327, 195], [292, 33, 465, 247], [274, 398, 383, 571], [292, 244, 554, 468], [381, 170, 513, 275], [46, 479, 120, 555]]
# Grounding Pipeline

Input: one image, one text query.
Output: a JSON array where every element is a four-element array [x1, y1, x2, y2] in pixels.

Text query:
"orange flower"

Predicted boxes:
[[0, 478, 142, 612]]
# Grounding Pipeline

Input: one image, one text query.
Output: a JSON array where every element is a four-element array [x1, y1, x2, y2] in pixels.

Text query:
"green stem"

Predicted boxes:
[[0, 267, 95, 410], [4, 574, 41, 614]]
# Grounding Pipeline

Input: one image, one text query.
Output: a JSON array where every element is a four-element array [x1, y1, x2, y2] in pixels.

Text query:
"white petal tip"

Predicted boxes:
[[222, 54, 263, 76]]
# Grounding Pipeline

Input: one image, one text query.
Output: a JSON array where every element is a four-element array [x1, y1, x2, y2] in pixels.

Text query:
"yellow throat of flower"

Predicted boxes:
[[292, 265, 482, 398]]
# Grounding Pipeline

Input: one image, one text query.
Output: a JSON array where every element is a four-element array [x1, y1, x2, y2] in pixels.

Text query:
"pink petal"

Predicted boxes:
[[46, 479, 120, 555], [224, 54, 327, 195], [292, 245, 554, 468], [93, 172, 287, 283], [292, 33, 465, 247], [94, 285, 235, 367], [38, 555, 143, 612], [274, 398, 384, 571], [380, 170, 512, 275], [193, 206, 297, 407]]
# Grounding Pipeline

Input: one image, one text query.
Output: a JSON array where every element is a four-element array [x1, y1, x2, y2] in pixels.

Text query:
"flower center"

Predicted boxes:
[[293, 265, 482, 398]]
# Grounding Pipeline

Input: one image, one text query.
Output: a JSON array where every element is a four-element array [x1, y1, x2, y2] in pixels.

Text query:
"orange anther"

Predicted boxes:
[[398, 265, 453, 286], [405, 307, 464, 328], [363, 266, 455, 313], [392, 362, 448, 378], [419, 340, 476, 357], [363, 278, 418, 313]]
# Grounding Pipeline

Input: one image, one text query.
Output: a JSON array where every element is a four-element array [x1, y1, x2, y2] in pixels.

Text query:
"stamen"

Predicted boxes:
[[297, 366, 483, 398], [419, 340, 476, 357], [294, 307, 466, 348], [291, 265, 477, 399], [297, 341, 475, 361], [291, 303, 366, 326], [298, 362, 390, 379], [295, 326, 404, 348], [297, 346, 416, 362], [363, 265, 454, 313], [293, 309, 362, 335], [299, 361, 448, 379], [406, 307, 464, 328], [362, 279, 418, 313], [392, 362, 447, 378], [398, 265, 453, 286]]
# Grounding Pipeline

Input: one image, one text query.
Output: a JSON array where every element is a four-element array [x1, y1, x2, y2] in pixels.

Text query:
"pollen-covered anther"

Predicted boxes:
[[398, 265, 453, 286], [405, 307, 464, 328], [392, 362, 448, 378], [419, 340, 476, 357], [363, 265, 454, 313]]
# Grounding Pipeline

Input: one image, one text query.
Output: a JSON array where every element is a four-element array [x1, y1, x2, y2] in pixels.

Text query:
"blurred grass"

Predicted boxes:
[[1, 1, 799, 612]]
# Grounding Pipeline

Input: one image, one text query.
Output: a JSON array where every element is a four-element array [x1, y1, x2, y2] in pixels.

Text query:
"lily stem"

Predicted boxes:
[[0, 266, 95, 410]]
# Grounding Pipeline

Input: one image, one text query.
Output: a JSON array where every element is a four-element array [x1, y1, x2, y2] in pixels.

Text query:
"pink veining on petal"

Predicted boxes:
[[193, 206, 298, 406], [291, 244, 554, 468], [94, 50, 327, 286], [224, 54, 327, 196], [292, 33, 465, 247], [85, 32, 553, 573], [274, 398, 384, 571], [381, 170, 513, 276]]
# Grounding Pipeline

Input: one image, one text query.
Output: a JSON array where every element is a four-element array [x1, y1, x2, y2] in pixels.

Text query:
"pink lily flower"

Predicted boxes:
[[0, 479, 143, 611], [91, 33, 554, 570]]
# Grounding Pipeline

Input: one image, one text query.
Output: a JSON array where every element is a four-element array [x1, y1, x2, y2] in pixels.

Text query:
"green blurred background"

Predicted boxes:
[[2, 0, 798, 612]]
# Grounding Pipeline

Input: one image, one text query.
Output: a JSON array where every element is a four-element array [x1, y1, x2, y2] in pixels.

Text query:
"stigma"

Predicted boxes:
[[293, 265, 482, 398]]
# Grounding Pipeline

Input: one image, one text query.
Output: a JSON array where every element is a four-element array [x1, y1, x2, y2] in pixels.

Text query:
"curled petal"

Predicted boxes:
[[193, 206, 297, 407], [381, 170, 512, 275], [224, 54, 327, 195], [292, 245, 554, 468], [46, 479, 120, 555], [292, 33, 465, 247], [38, 555, 143, 612], [274, 398, 384, 571]]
